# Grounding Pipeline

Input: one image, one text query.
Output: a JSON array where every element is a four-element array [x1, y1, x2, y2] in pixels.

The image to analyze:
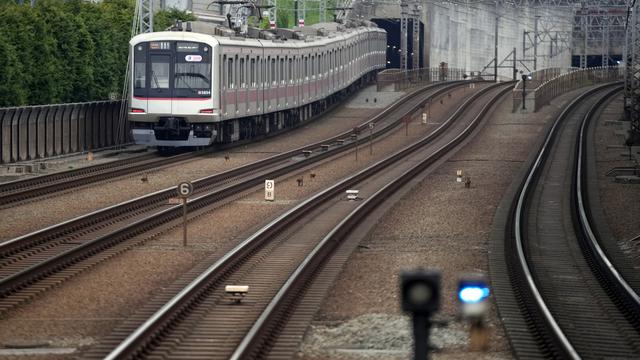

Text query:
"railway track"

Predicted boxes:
[[0, 81, 479, 315], [82, 83, 513, 359], [0, 151, 202, 208], [497, 83, 640, 359], [0, 81, 463, 208]]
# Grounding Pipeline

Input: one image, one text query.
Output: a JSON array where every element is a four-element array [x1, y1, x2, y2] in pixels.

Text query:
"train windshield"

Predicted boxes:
[[133, 41, 212, 99]]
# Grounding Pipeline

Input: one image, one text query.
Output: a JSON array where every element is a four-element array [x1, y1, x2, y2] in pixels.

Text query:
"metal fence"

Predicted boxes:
[[0, 100, 127, 164], [512, 66, 624, 112], [377, 66, 467, 91]]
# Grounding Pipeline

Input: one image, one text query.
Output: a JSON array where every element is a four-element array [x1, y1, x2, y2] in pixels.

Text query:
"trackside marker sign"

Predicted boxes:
[[265, 180, 274, 201]]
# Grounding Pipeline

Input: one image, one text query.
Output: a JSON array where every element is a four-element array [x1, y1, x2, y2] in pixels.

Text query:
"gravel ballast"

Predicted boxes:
[[4, 83, 635, 360], [0, 84, 464, 357], [298, 90, 582, 360]]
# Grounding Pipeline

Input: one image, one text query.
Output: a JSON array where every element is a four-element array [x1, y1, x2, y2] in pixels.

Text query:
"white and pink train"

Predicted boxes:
[[128, 21, 387, 149]]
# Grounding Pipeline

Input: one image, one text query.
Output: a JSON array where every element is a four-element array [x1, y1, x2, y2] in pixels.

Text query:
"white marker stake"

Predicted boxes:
[[265, 180, 275, 201]]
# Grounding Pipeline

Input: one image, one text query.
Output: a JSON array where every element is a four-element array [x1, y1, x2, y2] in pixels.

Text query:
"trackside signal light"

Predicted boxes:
[[131, 108, 145, 113], [457, 274, 490, 318], [458, 286, 490, 303]]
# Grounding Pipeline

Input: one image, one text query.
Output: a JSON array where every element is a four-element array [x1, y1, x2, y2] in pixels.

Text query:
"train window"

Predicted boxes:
[[228, 58, 234, 88], [251, 58, 256, 87], [222, 55, 227, 89], [265, 56, 269, 86], [239, 58, 245, 88], [280, 58, 285, 84], [304, 57, 308, 79], [271, 58, 276, 85], [134, 62, 146, 90], [288, 58, 293, 83], [150, 59, 170, 90], [174, 61, 211, 93]]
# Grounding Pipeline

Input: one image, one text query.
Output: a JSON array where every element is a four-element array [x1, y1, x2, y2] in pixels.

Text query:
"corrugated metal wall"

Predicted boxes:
[[0, 101, 128, 164]]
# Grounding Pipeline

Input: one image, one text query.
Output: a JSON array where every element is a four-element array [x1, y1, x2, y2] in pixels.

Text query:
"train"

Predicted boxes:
[[128, 20, 387, 149]]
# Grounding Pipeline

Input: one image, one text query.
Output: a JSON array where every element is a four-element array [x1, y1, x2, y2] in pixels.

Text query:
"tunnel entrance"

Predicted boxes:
[[372, 18, 424, 69], [571, 54, 622, 68]]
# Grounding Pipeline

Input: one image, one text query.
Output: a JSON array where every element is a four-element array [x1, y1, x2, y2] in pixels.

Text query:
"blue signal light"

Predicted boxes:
[[458, 286, 490, 304]]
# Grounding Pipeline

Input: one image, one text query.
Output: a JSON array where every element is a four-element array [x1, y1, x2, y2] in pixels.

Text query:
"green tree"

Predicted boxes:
[[0, 36, 27, 106]]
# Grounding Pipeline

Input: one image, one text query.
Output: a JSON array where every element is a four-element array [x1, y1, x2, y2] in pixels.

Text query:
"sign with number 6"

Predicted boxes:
[[178, 182, 193, 198]]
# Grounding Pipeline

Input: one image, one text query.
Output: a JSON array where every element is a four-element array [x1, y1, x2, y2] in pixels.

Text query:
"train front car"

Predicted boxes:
[[129, 33, 220, 149]]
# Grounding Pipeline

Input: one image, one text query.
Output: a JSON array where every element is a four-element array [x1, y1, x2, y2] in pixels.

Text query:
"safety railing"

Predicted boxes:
[[512, 66, 624, 112], [0, 100, 129, 164], [377, 66, 467, 91]]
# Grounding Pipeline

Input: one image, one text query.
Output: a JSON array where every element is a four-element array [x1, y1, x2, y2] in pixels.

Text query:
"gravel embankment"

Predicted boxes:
[[593, 94, 640, 257], [0, 84, 474, 358], [298, 89, 585, 360]]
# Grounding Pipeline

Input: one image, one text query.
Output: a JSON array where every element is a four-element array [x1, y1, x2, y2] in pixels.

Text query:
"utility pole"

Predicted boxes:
[[412, 2, 420, 70], [533, 15, 539, 71], [494, 0, 499, 82], [401, 1, 408, 72], [626, 3, 640, 142], [138, 0, 154, 34]]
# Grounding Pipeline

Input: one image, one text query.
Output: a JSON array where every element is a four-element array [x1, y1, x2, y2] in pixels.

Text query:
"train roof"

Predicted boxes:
[[130, 21, 385, 49]]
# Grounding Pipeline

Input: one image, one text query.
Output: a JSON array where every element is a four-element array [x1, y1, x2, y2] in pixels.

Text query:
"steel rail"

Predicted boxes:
[[0, 81, 466, 207], [104, 82, 513, 360], [0, 81, 463, 258], [0, 152, 197, 207], [574, 86, 640, 323], [0, 81, 471, 297], [511, 82, 622, 359], [231, 83, 515, 360]]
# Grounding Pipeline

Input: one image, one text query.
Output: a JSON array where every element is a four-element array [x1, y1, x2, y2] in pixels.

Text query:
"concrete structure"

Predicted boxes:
[[364, 1, 573, 78]]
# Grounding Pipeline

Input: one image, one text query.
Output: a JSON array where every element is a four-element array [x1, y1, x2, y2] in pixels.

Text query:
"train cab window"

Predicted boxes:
[[150, 56, 170, 90], [134, 63, 146, 91]]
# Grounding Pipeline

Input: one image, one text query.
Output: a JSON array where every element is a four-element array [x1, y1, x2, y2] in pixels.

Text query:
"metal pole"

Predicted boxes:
[[182, 198, 188, 246], [533, 15, 539, 71], [494, 1, 499, 82], [513, 47, 517, 80], [369, 126, 373, 155], [522, 31, 527, 65], [522, 79, 526, 110], [412, 315, 431, 360], [355, 136, 358, 161]]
